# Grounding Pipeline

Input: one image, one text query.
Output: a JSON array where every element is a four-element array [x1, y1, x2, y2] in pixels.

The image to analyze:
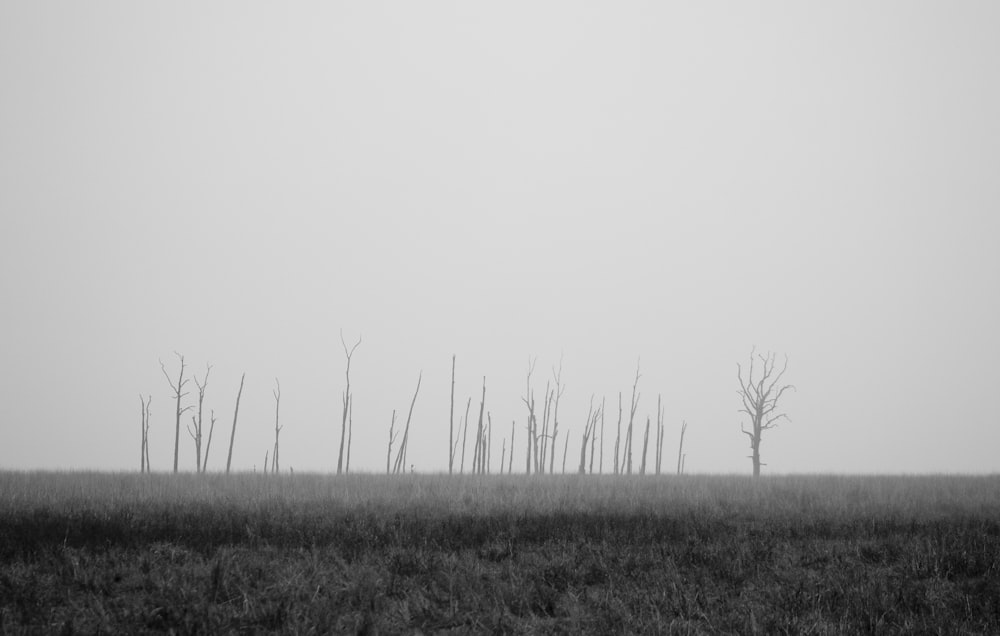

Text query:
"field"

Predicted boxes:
[[1, 473, 999, 633]]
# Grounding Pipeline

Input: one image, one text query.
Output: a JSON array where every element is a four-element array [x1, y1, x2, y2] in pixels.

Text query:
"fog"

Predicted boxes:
[[2, 2, 998, 474]]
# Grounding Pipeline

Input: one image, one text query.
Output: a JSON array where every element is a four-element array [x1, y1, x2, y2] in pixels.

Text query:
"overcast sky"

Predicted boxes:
[[1, 2, 998, 474]]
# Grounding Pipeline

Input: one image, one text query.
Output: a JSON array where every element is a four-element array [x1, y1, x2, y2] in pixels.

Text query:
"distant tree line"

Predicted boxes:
[[140, 342, 792, 477]]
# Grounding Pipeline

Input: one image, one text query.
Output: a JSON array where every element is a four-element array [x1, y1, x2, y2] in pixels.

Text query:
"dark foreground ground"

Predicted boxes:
[[1, 473, 998, 634]]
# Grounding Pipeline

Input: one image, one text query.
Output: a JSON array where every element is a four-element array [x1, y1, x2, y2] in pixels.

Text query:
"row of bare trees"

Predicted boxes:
[[143, 345, 791, 477]]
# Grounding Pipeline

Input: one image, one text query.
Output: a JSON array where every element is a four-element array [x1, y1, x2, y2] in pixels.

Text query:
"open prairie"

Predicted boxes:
[[1, 472, 999, 633]]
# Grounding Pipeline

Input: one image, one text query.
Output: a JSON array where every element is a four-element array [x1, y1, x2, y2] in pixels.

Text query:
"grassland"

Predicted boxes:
[[1, 472, 998, 633]]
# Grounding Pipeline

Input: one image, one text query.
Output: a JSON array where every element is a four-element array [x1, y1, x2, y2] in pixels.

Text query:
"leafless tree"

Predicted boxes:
[[599, 396, 605, 474], [271, 379, 282, 474], [449, 354, 456, 474], [337, 331, 361, 475], [186, 364, 211, 473], [548, 358, 565, 474], [625, 360, 641, 475], [508, 420, 515, 474], [160, 353, 193, 473], [676, 420, 688, 476], [203, 409, 216, 472], [139, 395, 151, 473], [522, 357, 538, 474], [613, 392, 622, 475], [738, 349, 794, 477], [654, 395, 665, 475], [225, 372, 246, 474], [460, 397, 471, 474], [386, 409, 398, 474], [578, 396, 599, 474], [639, 416, 650, 475], [562, 430, 570, 474], [472, 377, 487, 474], [392, 371, 422, 475]]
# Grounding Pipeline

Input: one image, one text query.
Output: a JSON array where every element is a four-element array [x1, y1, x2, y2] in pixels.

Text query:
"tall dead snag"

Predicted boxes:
[[472, 377, 487, 474], [449, 355, 456, 474], [386, 409, 397, 474], [589, 398, 601, 474], [203, 409, 216, 472], [676, 420, 688, 475], [346, 398, 353, 473], [625, 360, 641, 475], [539, 382, 552, 474], [562, 432, 569, 473], [186, 364, 211, 473], [599, 396, 605, 474], [460, 397, 471, 473], [654, 395, 665, 475], [271, 379, 282, 474], [486, 413, 493, 474], [225, 372, 246, 474], [613, 392, 622, 475], [337, 331, 361, 475], [738, 349, 794, 477], [160, 353, 193, 473], [639, 416, 651, 475], [548, 359, 564, 474], [392, 371, 422, 474], [508, 420, 515, 474], [139, 395, 151, 473], [522, 357, 537, 474], [578, 396, 598, 474]]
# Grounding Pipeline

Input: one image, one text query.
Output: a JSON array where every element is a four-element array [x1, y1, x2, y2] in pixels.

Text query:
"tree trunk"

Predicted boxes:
[[449, 355, 455, 474], [226, 373, 246, 474]]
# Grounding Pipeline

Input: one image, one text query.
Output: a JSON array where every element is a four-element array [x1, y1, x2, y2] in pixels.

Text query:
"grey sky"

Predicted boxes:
[[1, 2, 998, 473]]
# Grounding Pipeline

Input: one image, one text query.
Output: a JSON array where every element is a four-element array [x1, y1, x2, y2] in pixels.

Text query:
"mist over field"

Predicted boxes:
[[2, 2, 999, 477]]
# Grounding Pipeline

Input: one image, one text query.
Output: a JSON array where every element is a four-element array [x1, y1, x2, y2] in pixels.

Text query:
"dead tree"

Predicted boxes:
[[486, 412, 493, 474], [508, 420, 515, 474], [589, 398, 601, 474], [578, 396, 598, 474], [460, 397, 471, 473], [522, 357, 537, 474], [639, 416, 650, 475], [449, 355, 456, 474], [139, 395, 151, 473], [160, 353, 193, 473], [386, 409, 398, 474], [392, 371, 422, 474], [203, 409, 216, 472], [225, 372, 246, 474], [539, 382, 552, 474], [548, 359, 565, 474], [625, 360, 641, 475], [654, 395, 665, 475], [499, 438, 506, 474], [738, 349, 794, 477], [613, 392, 622, 475], [562, 431, 570, 473], [337, 331, 361, 475], [186, 364, 211, 473], [271, 379, 282, 474], [676, 420, 688, 475], [346, 398, 353, 473], [599, 396, 605, 474], [472, 377, 487, 474]]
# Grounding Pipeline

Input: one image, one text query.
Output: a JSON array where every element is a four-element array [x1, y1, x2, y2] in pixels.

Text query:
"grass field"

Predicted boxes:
[[1, 472, 999, 633]]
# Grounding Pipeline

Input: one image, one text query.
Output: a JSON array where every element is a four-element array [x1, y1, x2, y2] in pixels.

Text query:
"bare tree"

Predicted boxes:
[[522, 357, 537, 474], [449, 355, 456, 474], [186, 364, 211, 473], [639, 416, 650, 475], [578, 396, 598, 474], [225, 372, 246, 474], [160, 353, 193, 473], [676, 420, 688, 475], [271, 379, 282, 474], [386, 409, 398, 474], [562, 430, 570, 474], [599, 396, 605, 474], [548, 359, 564, 474], [337, 331, 361, 475], [654, 395, 665, 475], [139, 395, 151, 473], [508, 419, 515, 474], [392, 371, 422, 475], [203, 409, 216, 472], [472, 377, 487, 474], [625, 360, 641, 475], [460, 397, 471, 474], [613, 392, 622, 475], [738, 349, 794, 477]]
